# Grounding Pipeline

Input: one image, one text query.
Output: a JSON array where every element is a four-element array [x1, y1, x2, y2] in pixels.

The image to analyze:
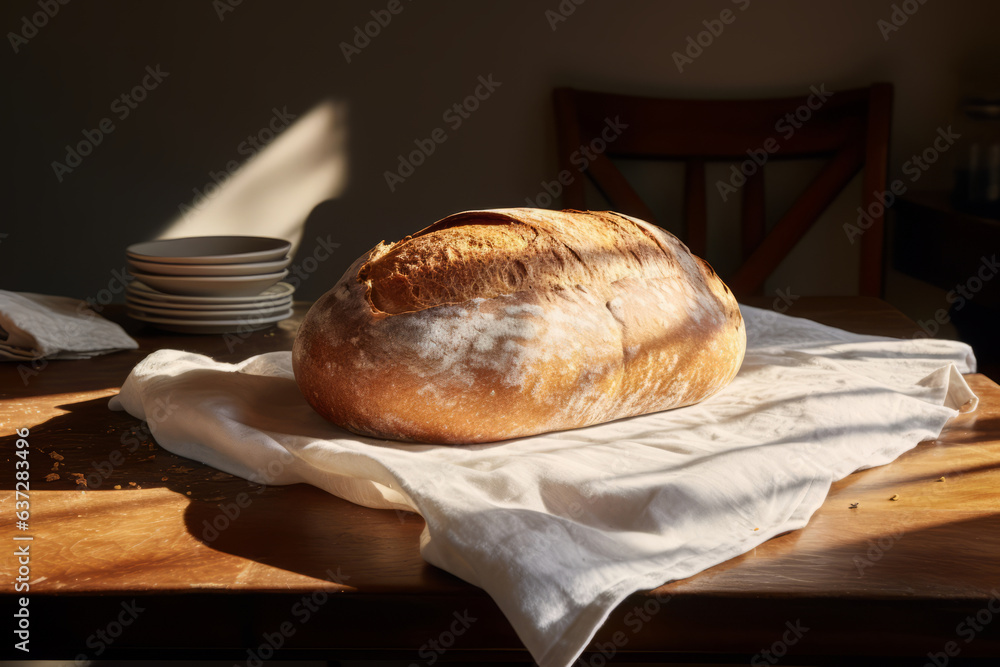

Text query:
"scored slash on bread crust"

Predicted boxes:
[[293, 208, 746, 445], [359, 210, 675, 315]]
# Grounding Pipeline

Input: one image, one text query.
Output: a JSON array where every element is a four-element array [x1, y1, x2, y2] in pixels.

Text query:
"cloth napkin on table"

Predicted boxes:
[[0, 290, 138, 361], [108, 305, 978, 667]]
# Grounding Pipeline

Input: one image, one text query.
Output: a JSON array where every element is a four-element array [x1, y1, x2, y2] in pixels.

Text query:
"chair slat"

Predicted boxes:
[[728, 139, 865, 297], [552, 84, 892, 297], [584, 152, 658, 224], [562, 87, 871, 159], [859, 83, 893, 297]]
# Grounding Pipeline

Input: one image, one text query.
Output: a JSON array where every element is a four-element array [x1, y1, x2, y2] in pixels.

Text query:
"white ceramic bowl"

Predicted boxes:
[[127, 256, 291, 277], [126, 236, 292, 265], [128, 270, 288, 297], [127, 281, 294, 304]]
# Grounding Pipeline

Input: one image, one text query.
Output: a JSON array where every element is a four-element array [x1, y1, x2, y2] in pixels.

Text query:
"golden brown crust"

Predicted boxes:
[[293, 208, 745, 444], [358, 209, 672, 315]]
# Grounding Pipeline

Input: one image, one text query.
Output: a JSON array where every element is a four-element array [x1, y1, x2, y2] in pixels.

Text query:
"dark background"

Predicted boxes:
[[2, 0, 998, 336]]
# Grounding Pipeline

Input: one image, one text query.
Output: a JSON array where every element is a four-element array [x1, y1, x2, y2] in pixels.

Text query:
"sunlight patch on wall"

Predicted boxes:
[[159, 99, 348, 254]]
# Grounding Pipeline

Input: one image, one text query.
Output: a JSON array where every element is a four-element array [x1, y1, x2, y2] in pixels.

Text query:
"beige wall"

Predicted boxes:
[[3, 0, 997, 329]]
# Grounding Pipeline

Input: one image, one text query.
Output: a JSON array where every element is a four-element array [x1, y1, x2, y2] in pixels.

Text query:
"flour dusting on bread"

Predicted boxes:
[[293, 208, 745, 444]]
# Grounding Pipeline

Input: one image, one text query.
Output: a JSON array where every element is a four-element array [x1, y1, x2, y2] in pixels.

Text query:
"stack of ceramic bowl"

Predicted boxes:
[[125, 236, 294, 334]]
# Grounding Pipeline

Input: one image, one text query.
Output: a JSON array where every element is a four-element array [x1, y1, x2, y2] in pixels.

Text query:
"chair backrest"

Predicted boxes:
[[553, 83, 893, 297]]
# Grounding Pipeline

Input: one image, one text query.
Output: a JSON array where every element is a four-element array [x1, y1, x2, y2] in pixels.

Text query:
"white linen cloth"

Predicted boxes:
[[0, 290, 138, 361], [109, 306, 978, 667]]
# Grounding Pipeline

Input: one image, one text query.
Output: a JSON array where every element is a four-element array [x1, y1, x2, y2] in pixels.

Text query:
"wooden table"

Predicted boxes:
[[2, 298, 999, 664]]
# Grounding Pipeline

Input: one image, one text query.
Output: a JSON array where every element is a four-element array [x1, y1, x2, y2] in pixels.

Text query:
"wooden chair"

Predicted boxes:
[[552, 84, 893, 297]]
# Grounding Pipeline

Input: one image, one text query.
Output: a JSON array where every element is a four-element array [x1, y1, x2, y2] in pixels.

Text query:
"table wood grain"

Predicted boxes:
[[1, 299, 998, 664]]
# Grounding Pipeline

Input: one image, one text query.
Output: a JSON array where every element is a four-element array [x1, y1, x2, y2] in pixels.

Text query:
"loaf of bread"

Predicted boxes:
[[293, 208, 745, 444]]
